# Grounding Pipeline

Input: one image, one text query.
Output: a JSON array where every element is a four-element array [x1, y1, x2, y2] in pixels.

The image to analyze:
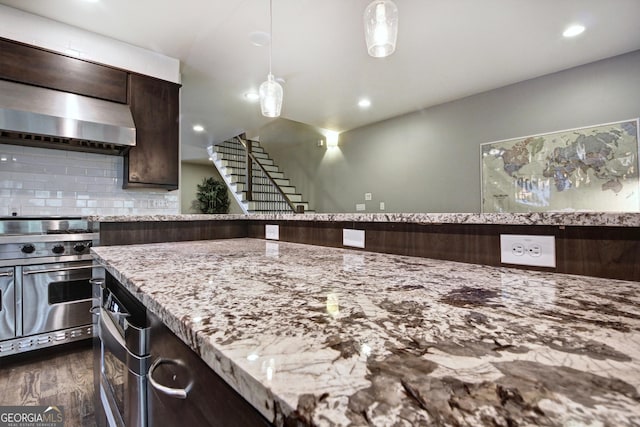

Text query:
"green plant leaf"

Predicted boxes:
[[196, 177, 230, 214]]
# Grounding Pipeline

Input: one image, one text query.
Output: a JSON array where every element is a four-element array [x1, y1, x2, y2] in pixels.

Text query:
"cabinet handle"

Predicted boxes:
[[89, 306, 101, 316], [148, 357, 193, 399], [0, 271, 13, 277]]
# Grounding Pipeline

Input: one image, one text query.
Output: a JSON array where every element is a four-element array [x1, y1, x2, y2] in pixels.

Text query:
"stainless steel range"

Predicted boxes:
[[0, 216, 101, 356]]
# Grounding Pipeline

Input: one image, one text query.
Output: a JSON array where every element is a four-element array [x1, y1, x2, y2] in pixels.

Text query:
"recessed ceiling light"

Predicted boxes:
[[244, 92, 260, 102], [358, 99, 371, 108], [193, 124, 205, 132], [563, 24, 585, 38]]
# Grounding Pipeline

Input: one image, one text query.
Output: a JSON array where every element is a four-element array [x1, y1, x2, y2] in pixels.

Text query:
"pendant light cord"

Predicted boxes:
[[269, 0, 273, 75]]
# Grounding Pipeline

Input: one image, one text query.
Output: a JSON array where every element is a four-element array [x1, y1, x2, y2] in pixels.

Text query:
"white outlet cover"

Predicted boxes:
[[265, 224, 279, 240], [355, 203, 366, 211], [379, 202, 385, 210], [365, 193, 372, 201], [500, 234, 555, 268], [343, 229, 365, 248]]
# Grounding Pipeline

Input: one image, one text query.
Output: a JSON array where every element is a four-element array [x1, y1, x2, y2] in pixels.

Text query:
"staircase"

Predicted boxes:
[[207, 137, 311, 214]]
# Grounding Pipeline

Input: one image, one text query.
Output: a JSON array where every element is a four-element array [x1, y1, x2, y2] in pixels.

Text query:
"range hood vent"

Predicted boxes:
[[0, 80, 136, 155]]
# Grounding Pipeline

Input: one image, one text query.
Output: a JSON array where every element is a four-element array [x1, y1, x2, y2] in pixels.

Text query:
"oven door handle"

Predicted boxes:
[[24, 265, 92, 275], [148, 358, 193, 399]]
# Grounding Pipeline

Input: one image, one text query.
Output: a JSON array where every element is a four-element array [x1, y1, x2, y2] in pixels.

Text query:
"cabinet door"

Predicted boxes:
[[0, 38, 127, 103], [125, 74, 180, 190], [148, 316, 273, 427]]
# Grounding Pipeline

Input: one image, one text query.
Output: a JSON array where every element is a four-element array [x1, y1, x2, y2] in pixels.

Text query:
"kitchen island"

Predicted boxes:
[[92, 238, 640, 426]]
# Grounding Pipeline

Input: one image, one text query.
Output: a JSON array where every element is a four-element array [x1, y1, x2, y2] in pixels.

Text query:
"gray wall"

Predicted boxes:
[[259, 49, 640, 213], [180, 162, 243, 214]]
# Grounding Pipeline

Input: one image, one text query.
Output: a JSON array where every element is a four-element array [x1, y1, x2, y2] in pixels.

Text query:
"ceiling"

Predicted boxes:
[[2, 0, 640, 160]]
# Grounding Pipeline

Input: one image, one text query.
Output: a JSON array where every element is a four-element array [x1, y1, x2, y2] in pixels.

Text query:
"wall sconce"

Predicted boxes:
[[326, 131, 340, 148]]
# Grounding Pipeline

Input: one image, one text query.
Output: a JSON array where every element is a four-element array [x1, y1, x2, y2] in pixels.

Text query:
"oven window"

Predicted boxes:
[[48, 279, 92, 304]]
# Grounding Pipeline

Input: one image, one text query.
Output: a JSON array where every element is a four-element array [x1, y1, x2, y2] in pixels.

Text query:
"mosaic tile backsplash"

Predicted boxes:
[[0, 144, 179, 217]]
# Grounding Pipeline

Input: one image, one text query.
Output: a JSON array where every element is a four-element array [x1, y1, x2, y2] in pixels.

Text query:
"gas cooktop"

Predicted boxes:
[[0, 216, 99, 266]]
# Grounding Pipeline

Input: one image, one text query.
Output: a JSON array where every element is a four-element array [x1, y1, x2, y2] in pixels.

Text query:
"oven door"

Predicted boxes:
[[22, 261, 93, 336], [0, 267, 16, 341], [99, 287, 149, 427]]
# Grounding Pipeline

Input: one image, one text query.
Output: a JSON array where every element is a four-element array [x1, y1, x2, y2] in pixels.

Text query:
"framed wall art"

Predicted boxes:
[[480, 119, 639, 213]]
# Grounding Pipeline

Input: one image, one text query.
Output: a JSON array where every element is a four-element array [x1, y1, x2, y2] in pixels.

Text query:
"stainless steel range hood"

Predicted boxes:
[[0, 80, 136, 155]]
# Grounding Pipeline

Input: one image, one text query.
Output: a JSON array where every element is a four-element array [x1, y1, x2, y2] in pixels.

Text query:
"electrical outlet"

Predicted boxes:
[[355, 203, 366, 211], [500, 235, 555, 268], [364, 193, 372, 201], [265, 224, 279, 240], [379, 202, 385, 210]]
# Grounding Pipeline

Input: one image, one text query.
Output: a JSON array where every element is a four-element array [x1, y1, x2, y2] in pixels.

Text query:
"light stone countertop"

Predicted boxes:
[[88, 211, 640, 227], [92, 239, 640, 426]]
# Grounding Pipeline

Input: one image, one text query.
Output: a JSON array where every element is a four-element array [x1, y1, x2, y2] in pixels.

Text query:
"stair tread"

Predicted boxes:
[[211, 136, 310, 214]]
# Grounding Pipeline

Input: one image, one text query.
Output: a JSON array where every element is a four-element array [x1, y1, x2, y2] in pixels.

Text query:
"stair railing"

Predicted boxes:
[[235, 135, 299, 213]]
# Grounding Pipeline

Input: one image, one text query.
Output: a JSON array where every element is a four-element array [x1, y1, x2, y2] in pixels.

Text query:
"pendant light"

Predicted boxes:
[[364, 0, 398, 58], [259, 0, 283, 117]]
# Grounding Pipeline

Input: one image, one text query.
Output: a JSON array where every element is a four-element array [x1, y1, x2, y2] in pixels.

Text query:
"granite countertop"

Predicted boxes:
[[92, 239, 640, 426], [88, 211, 640, 227]]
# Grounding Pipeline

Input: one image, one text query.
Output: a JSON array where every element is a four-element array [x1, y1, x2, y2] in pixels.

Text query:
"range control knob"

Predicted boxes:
[[73, 243, 86, 253], [52, 244, 65, 255], [21, 244, 36, 254]]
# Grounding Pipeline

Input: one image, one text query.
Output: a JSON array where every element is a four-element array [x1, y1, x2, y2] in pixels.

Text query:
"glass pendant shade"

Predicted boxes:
[[364, 0, 398, 58], [259, 73, 283, 118]]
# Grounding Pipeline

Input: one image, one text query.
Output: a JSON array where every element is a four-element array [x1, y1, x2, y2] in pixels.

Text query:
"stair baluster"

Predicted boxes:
[[207, 135, 310, 214]]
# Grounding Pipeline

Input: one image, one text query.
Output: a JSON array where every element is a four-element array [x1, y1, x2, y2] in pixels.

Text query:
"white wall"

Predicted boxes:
[[0, 144, 179, 217]]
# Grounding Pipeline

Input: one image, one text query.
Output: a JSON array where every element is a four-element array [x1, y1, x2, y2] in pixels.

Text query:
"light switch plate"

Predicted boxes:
[[265, 224, 279, 240], [500, 234, 555, 268], [355, 203, 366, 211], [343, 229, 365, 248], [365, 193, 372, 201]]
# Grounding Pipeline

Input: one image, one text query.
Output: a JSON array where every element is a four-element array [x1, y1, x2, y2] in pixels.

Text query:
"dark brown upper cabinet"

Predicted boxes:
[[124, 74, 181, 190], [0, 38, 127, 103]]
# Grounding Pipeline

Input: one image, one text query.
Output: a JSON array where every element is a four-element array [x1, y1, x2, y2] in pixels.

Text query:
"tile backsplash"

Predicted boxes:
[[0, 144, 179, 216]]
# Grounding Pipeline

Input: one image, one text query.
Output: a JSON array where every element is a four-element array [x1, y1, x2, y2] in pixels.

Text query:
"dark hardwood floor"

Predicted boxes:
[[0, 341, 96, 427]]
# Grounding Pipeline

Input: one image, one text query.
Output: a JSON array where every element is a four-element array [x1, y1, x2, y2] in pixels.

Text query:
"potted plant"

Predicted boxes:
[[196, 177, 230, 214]]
